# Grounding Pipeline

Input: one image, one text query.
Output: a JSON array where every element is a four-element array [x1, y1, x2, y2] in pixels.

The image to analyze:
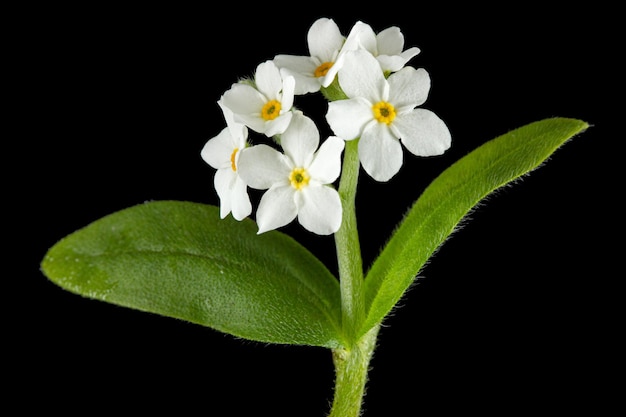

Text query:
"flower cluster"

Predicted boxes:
[[202, 17, 451, 235]]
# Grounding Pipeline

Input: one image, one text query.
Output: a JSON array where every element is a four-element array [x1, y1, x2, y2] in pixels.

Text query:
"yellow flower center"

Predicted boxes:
[[372, 101, 396, 125], [261, 100, 282, 121], [314, 62, 334, 78], [289, 167, 310, 190], [230, 148, 239, 171]]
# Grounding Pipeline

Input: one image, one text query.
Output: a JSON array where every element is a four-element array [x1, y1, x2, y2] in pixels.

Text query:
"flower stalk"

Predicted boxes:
[[334, 138, 365, 341], [329, 138, 377, 416]]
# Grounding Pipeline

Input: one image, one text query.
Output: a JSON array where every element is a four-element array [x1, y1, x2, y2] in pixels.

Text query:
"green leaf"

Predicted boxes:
[[41, 201, 345, 348], [360, 117, 589, 336]]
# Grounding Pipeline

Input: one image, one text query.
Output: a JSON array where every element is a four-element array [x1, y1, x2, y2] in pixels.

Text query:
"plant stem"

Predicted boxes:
[[334, 139, 365, 340], [329, 139, 378, 417], [329, 325, 379, 417]]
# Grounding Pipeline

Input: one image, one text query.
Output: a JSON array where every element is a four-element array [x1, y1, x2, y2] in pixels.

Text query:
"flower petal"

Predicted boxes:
[[280, 74, 295, 113], [237, 145, 291, 189], [222, 83, 268, 133], [274, 55, 318, 75], [348, 21, 377, 54], [377, 52, 417, 73], [214, 168, 235, 218], [222, 83, 265, 115], [307, 18, 345, 62], [375, 26, 405, 55], [218, 98, 248, 146], [400, 47, 421, 63], [338, 50, 386, 103], [298, 186, 342, 235], [308, 136, 345, 184], [256, 185, 297, 234], [359, 123, 404, 182], [255, 60, 283, 100], [275, 58, 321, 94], [388, 67, 431, 109], [394, 109, 452, 156], [263, 112, 293, 137], [326, 97, 372, 140], [319, 24, 362, 89], [201, 127, 235, 170], [232, 115, 264, 135], [281, 112, 319, 167], [230, 175, 252, 221]]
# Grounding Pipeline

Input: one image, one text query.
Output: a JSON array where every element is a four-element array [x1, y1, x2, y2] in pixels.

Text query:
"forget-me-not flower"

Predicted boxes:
[[237, 111, 344, 235], [326, 49, 451, 182], [201, 99, 252, 220]]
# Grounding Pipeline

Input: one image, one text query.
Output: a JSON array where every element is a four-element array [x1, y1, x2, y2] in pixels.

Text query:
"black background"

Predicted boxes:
[[16, 5, 619, 416]]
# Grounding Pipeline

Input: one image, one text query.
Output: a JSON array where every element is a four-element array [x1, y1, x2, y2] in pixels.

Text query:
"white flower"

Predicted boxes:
[[201, 99, 252, 220], [326, 50, 451, 182], [221, 60, 295, 137], [237, 111, 344, 235], [349, 21, 421, 74], [273, 17, 361, 95]]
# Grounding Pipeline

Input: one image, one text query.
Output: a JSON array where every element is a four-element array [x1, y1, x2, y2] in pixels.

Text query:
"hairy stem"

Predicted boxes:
[[329, 139, 378, 416], [334, 139, 365, 339], [329, 326, 379, 417]]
